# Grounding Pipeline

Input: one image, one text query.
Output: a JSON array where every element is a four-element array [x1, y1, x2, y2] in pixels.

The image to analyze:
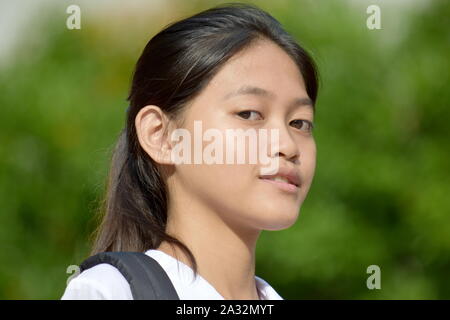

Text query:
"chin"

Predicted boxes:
[[256, 209, 300, 231]]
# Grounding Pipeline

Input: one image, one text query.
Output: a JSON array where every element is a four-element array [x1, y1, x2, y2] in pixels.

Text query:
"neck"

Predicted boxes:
[[158, 190, 262, 300]]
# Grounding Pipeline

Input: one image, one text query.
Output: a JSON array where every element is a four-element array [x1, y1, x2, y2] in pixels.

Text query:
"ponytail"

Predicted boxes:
[[89, 128, 198, 276]]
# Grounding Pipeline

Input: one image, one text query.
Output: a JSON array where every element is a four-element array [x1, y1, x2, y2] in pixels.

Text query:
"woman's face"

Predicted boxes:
[[169, 39, 316, 231]]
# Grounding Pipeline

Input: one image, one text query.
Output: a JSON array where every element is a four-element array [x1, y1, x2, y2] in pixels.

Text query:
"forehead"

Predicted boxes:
[[204, 39, 308, 100]]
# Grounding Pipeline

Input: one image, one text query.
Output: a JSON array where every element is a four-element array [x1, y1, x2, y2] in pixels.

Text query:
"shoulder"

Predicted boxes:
[[61, 263, 133, 300]]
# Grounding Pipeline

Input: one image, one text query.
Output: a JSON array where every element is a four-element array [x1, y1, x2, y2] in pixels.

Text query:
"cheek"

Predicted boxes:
[[299, 140, 317, 191], [177, 163, 251, 197], [305, 143, 316, 172]]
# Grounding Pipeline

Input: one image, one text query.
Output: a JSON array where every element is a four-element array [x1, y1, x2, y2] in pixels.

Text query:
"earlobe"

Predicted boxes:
[[135, 105, 174, 165]]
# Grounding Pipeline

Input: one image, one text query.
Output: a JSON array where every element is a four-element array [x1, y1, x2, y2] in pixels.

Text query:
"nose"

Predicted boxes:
[[269, 123, 300, 165]]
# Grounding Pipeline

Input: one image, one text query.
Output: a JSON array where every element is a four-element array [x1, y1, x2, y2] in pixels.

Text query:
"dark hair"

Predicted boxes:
[[89, 2, 319, 279]]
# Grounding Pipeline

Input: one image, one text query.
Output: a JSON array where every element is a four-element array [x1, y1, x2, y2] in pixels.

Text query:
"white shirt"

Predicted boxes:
[[61, 249, 284, 300]]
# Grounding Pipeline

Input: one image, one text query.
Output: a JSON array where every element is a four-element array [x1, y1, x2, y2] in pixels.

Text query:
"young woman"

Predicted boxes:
[[61, 3, 319, 300]]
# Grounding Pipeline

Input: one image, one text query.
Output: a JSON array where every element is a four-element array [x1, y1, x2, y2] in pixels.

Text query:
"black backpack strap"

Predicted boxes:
[[79, 251, 180, 300]]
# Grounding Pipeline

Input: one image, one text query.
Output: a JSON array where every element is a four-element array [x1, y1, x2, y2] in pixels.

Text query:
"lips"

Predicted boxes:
[[258, 167, 301, 188]]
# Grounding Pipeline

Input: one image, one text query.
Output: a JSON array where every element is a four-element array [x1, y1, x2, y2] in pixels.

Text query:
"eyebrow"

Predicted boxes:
[[223, 85, 314, 111]]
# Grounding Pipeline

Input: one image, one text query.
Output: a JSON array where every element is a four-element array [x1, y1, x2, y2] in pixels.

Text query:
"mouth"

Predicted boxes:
[[258, 175, 300, 194]]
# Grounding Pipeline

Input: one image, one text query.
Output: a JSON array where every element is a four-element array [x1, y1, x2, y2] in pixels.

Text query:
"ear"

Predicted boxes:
[[135, 105, 175, 165]]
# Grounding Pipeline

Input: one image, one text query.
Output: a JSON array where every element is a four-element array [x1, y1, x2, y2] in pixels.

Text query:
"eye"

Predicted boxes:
[[290, 119, 314, 132], [236, 110, 263, 121]]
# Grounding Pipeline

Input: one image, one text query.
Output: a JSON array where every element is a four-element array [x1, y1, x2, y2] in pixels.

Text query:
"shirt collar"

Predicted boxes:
[[144, 249, 283, 300]]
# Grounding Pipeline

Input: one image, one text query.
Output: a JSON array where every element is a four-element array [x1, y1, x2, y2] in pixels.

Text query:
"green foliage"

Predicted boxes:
[[0, 0, 449, 299]]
